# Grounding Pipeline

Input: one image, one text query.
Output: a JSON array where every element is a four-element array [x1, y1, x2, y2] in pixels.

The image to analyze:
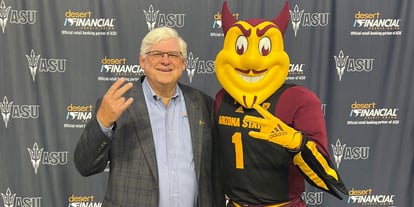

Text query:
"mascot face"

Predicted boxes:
[[215, 1, 290, 108]]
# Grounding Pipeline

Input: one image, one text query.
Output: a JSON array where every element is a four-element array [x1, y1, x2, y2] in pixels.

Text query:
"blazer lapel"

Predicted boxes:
[[127, 82, 159, 182], [182, 87, 203, 180]]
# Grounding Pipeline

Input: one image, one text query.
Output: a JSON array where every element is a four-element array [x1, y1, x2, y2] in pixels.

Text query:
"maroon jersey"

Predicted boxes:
[[214, 84, 347, 205]]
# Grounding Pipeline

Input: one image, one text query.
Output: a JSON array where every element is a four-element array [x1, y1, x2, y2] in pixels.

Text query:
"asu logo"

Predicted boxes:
[[1, 188, 42, 207], [289, 4, 330, 37], [143, 5, 185, 31], [185, 52, 215, 83], [333, 50, 374, 81], [0, 0, 38, 34], [27, 142, 69, 174], [25, 49, 67, 82], [0, 96, 40, 128], [331, 139, 370, 169]]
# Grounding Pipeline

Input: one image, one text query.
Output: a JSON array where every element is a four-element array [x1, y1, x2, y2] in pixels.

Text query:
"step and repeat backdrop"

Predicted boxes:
[[1, 0, 413, 206]]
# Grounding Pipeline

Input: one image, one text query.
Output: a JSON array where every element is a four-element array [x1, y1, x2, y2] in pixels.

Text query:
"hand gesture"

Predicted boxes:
[[97, 78, 134, 127], [244, 104, 302, 150]]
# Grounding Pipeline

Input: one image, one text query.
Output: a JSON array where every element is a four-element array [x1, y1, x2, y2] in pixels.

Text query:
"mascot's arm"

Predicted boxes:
[[245, 103, 348, 199]]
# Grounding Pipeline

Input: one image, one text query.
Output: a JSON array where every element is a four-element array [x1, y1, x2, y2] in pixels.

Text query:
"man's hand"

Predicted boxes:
[[97, 78, 134, 128], [244, 104, 302, 150]]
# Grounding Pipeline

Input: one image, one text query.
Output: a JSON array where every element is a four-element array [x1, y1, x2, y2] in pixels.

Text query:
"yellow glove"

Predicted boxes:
[[244, 104, 303, 150]]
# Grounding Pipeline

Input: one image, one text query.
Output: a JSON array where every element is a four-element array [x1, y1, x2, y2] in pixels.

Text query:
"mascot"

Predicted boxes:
[[213, 1, 348, 206]]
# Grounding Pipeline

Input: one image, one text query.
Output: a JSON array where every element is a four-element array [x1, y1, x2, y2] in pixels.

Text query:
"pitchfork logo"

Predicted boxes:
[[1, 188, 15, 207], [25, 50, 41, 82], [185, 52, 215, 83], [333, 50, 349, 81], [1, 188, 42, 207], [24, 49, 67, 82], [0, 0, 37, 34], [331, 139, 370, 169], [27, 142, 69, 174], [289, 4, 304, 37], [142, 5, 185, 31], [0, 96, 40, 128], [333, 50, 374, 82], [0, 96, 12, 128], [0, 0, 11, 33], [27, 143, 44, 174], [143, 5, 159, 31], [186, 52, 198, 83], [331, 139, 346, 169], [289, 4, 330, 37]]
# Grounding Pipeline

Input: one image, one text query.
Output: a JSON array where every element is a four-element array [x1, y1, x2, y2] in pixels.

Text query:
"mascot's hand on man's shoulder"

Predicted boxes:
[[245, 104, 303, 151]]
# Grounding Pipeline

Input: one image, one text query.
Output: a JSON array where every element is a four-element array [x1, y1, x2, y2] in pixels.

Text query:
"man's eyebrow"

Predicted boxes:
[[234, 23, 251, 37]]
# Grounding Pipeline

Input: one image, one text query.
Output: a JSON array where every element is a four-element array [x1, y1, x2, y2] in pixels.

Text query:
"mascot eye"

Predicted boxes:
[[259, 37, 271, 56], [235, 36, 248, 55]]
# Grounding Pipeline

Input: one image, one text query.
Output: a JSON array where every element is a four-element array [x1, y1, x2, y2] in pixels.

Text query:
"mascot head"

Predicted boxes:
[[215, 1, 290, 108]]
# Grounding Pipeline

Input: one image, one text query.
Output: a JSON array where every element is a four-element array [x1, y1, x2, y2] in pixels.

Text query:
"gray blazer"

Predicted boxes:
[[74, 77, 215, 207]]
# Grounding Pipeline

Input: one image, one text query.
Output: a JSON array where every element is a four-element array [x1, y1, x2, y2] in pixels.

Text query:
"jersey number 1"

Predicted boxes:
[[232, 132, 244, 169]]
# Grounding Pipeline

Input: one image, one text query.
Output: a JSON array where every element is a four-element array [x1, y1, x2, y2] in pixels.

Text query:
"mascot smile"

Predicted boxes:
[[215, 1, 290, 108]]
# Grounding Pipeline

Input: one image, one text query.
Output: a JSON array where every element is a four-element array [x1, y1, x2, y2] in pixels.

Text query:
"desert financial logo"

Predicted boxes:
[[25, 49, 67, 82], [1, 188, 42, 207], [287, 63, 306, 81], [62, 9, 117, 36], [0, 0, 38, 34], [348, 188, 396, 206], [333, 50, 374, 81], [351, 11, 402, 36], [27, 142, 68, 174], [64, 104, 93, 129], [331, 139, 370, 169], [186, 52, 215, 83], [143, 5, 185, 31], [0, 96, 39, 128], [347, 101, 399, 126], [289, 4, 330, 37], [210, 11, 239, 37], [98, 56, 143, 81], [68, 195, 101, 207]]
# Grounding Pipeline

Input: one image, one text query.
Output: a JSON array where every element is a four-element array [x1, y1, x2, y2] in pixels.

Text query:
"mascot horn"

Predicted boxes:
[[215, 1, 291, 109], [213, 1, 348, 206]]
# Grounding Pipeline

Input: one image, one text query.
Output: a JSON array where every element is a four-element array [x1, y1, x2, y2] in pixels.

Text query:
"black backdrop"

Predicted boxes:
[[1, 0, 413, 206]]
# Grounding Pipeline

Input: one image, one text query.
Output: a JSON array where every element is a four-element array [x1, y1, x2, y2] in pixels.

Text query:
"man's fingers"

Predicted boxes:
[[107, 77, 127, 95], [113, 81, 133, 99], [118, 97, 134, 112]]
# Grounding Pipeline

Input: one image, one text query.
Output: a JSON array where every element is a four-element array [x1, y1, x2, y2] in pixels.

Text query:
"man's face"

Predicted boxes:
[[139, 38, 186, 88]]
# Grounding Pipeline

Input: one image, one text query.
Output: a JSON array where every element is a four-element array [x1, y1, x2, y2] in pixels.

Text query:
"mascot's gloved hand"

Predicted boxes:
[[245, 104, 303, 151]]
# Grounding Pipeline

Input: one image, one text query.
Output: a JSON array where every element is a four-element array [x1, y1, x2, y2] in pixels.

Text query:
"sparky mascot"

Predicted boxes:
[[213, 1, 348, 206]]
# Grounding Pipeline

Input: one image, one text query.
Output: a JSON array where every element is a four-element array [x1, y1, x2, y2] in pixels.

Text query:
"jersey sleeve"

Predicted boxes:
[[292, 136, 348, 199], [278, 86, 348, 199]]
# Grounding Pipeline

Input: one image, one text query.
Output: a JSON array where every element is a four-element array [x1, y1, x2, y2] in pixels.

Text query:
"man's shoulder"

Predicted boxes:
[[180, 84, 211, 98]]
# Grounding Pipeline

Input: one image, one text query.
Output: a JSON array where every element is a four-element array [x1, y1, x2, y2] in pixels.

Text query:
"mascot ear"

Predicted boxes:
[[221, 1, 237, 35], [271, 1, 290, 36]]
